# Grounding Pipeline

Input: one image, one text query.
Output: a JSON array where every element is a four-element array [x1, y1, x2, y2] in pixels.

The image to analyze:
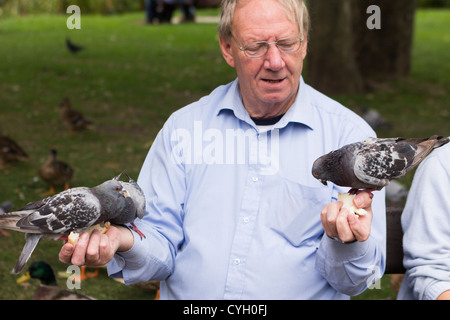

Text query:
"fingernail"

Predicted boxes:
[[354, 196, 364, 208]]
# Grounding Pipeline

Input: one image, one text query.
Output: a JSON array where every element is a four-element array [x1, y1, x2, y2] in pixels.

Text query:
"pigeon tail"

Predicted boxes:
[[12, 233, 41, 274]]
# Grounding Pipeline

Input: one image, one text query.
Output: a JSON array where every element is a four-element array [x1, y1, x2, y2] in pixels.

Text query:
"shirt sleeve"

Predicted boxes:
[[107, 115, 186, 284], [400, 147, 450, 300]]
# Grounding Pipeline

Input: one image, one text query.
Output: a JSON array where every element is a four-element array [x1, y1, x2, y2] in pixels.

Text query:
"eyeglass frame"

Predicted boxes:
[[231, 34, 304, 58]]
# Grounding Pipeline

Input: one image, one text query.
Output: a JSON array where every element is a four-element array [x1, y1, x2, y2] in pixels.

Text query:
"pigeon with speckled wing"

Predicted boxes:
[[312, 135, 449, 191], [0, 172, 141, 274]]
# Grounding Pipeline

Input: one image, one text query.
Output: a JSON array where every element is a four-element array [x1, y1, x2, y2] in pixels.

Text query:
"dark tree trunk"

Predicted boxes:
[[307, 0, 364, 95], [306, 0, 417, 95], [352, 0, 417, 80]]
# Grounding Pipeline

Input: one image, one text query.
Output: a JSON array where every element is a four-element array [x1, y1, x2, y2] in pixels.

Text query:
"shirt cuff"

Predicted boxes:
[[320, 234, 371, 261], [107, 230, 149, 280], [424, 281, 450, 300]]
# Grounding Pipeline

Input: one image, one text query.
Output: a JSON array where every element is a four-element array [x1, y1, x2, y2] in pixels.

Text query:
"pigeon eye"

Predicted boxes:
[[115, 187, 121, 191]]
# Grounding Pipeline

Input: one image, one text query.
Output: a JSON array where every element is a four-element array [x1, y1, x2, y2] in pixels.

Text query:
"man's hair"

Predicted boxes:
[[218, 0, 310, 40]]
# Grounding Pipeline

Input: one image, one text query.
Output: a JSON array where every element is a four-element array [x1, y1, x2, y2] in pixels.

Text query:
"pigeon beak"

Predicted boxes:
[[319, 179, 328, 186], [114, 170, 127, 181], [122, 189, 131, 198]]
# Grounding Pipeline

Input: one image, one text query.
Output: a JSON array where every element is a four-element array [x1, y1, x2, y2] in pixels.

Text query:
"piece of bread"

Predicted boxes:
[[337, 193, 368, 217], [68, 222, 111, 246]]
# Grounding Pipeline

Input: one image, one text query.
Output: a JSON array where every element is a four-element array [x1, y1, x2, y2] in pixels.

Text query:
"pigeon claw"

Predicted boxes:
[[129, 222, 146, 240]]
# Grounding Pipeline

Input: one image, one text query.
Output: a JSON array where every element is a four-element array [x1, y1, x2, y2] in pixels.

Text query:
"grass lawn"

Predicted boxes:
[[0, 9, 449, 300]]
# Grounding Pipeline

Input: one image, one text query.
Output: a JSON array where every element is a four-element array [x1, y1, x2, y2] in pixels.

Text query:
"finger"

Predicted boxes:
[[321, 201, 342, 238], [85, 229, 101, 265], [71, 232, 89, 266], [348, 212, 371, 242], [97, 234, 114, 265], [59, 242, 74, 264], [354, 190, 374, 209], [336, 208, 355, 243]]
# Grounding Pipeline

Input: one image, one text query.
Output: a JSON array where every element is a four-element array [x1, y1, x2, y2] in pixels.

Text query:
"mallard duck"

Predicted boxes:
[[39, 149, 74, 194], [0, 126, 29, 168], [59, 97, 93, 132], [17, 261, 95, 300]]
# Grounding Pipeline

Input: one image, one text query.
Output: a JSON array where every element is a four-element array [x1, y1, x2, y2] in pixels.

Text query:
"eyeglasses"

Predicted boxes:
[[232, 35, 304, 58]]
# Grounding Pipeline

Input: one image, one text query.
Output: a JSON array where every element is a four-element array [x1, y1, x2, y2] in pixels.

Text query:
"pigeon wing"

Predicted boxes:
[[16, 187, 101, 234], [353, 139, 416, 188]]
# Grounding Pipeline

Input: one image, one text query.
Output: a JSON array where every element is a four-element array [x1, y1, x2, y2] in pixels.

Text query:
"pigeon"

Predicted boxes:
[[66, 38, 84, 54], [312, 135, 450, 191], [385, 180, 409, 203], [0, 171, 143, 274], [59, 97, 93, 132], [312, 135, 449, 216], [361, 106, 391, 131], [39, 149, 74, 194]]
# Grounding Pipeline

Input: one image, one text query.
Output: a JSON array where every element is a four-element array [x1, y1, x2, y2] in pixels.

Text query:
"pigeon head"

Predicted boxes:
[[111, 171, 146, 220], [91, 179, 129, 216], [118, 174, 146, 220], [311, 151, 340, 186]]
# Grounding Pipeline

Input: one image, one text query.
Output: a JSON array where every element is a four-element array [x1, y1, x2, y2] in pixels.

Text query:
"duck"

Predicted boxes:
[[39, 149, 74, 194], [16, 261, 95, 300], [0, 126, 29, 168], [59, 97, 93, 132]]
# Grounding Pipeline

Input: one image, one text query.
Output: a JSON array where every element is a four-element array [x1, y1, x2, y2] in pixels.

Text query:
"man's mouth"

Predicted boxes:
[[262, 78, 284, 83]]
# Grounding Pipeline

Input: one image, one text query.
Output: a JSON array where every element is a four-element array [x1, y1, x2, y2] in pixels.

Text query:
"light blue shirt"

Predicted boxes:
[[398, 144, 450, 300], [108, 77, 386, 299]]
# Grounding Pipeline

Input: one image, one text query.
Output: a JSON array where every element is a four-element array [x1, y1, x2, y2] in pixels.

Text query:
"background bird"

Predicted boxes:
[[65, 37, 84, 54], [39, 149, 74, 194], [17, 261, 95, 300], [59, 97, 93, 132], [361, 106, 391, 131], [312, 135, 450, 191], [0, 172, 142, 274], [0, 126, 29, 168]]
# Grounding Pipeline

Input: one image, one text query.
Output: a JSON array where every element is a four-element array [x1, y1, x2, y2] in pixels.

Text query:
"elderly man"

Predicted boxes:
[[60, 0, 386, 299]]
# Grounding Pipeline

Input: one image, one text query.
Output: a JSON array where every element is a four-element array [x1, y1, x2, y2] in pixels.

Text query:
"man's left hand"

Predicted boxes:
[[320, 190, 374, 243]]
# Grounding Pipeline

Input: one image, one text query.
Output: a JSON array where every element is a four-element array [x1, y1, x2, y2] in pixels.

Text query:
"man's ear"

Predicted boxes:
[[219, 36, 236, 68]]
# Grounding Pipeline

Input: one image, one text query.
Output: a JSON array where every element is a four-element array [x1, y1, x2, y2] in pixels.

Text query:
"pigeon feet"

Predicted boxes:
[[129, 222, 146, 240]]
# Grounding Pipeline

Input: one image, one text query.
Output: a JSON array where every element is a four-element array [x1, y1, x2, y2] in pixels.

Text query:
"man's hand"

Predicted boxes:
[[320, 190, 374, 243], [58, 225, 134, 267]]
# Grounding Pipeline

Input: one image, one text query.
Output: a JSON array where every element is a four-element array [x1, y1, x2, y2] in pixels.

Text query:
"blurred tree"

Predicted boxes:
[[307, 0, 418, 95]]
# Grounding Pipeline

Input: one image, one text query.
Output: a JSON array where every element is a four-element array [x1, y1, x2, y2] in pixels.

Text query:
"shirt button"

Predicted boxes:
[[233, 258, 241, 265], [252, 176, 259, 182], [243, 217, 250, 223]]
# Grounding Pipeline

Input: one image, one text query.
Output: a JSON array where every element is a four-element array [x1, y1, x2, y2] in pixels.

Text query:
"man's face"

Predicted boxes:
[[219, 0, 307, 118]]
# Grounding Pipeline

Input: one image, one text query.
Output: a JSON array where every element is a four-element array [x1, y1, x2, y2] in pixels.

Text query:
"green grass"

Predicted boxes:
[[0, 9, 449, 299]]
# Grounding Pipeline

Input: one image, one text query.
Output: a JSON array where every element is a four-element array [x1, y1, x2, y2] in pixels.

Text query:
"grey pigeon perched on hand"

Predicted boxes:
[[312, 135, 450, 191], [0, 171, 143, 274]]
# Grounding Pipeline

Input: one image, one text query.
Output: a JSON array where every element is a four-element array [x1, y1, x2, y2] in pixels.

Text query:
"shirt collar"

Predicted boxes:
[[217, 77, 315, 130]]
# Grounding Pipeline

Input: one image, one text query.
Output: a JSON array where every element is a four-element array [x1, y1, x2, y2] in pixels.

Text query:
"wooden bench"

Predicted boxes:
[[385, 206, 405, 274]]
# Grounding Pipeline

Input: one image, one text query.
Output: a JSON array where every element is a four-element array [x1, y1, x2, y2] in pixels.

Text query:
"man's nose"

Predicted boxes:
[[263, 44, 285, 71]]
